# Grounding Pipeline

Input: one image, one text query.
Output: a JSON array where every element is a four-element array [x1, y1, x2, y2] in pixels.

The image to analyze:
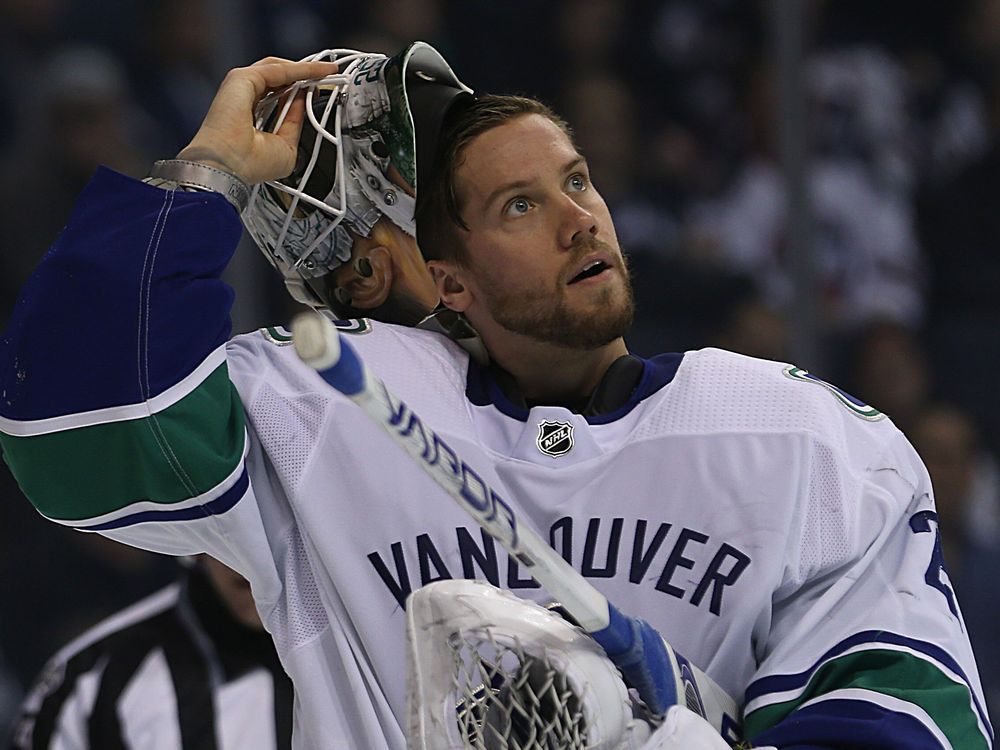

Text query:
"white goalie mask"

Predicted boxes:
[[241, 42, 472, 315]]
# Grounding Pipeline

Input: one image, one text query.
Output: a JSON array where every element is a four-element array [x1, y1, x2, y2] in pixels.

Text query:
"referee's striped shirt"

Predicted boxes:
[[9, 567, 293, 749]]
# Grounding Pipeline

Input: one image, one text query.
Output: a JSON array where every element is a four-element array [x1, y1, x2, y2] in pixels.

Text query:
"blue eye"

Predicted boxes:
[[503, 197, 532, 217], [567, 173, 587, 191]]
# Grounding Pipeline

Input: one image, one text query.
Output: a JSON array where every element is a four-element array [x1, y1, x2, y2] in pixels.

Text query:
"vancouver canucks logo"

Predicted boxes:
[[536, 420, 574, 457], [783, 365, 884, 421], [261, 319, 371, 346]]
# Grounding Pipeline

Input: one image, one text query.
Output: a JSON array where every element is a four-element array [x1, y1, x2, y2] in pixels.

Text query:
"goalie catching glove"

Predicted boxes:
[[405, 580, 750, 749]]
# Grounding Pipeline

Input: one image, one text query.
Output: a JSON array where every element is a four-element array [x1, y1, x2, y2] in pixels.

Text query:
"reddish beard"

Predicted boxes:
[[476, 239, 635, 350]]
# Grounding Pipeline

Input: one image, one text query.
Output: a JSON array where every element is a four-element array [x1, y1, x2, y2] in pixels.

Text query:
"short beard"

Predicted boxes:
[[480, 245, 635, 350]]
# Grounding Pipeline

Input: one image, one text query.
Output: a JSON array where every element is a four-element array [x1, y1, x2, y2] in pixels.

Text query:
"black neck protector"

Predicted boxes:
[[488, 354, 646, 417]]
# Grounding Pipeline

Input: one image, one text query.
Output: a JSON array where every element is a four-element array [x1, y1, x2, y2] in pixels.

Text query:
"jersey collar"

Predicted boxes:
[[465, 352, 684, 424]]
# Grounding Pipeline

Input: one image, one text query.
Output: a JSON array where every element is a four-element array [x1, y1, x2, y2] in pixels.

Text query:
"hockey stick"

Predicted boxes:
[[292, 313, 742, 741]]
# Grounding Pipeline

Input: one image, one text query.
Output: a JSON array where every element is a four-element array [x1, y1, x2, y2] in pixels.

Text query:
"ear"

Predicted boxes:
[[343, 245, 394, 310], [427, 260, 473, 313]]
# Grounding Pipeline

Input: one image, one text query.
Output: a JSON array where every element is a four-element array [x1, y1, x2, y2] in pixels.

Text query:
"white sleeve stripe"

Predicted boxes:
[[0, 345, 227, 436]]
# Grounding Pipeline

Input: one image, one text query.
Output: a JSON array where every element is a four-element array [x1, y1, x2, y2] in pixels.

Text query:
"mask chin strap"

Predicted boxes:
[[417, 305, 490, 365]]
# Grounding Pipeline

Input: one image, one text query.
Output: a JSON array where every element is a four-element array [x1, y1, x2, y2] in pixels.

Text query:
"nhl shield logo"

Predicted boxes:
[[536, 420, 574, 457]]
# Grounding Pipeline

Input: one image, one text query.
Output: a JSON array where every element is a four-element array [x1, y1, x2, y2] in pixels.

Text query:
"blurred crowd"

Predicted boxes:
[[0, 0, 997, 735]]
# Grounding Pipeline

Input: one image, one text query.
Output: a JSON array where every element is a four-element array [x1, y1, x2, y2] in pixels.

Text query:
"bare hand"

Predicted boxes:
[[176, 57, 340, 185]]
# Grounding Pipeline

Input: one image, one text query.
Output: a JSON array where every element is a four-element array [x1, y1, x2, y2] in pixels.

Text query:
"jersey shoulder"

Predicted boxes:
[[662, 347, 901, 468], [226, 318, 472, 416]]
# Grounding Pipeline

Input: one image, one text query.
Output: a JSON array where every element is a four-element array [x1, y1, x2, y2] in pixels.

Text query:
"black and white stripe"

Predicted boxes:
[[10, 573, 292, 750]]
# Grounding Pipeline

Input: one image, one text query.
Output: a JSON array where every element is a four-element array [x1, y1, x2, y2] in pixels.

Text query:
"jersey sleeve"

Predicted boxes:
[[0, 168, 257, 561], [744, 427, 994, 749]]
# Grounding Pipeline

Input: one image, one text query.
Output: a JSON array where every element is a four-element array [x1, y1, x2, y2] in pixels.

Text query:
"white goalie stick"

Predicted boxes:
[[292, 313, 743, 744]]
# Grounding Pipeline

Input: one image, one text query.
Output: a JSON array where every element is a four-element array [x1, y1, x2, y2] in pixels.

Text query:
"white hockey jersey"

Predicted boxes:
[[0, 169, 992, 749]]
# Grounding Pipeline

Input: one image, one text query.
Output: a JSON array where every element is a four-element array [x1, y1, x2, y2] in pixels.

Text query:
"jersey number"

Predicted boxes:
[[909, 510, 959, 619]]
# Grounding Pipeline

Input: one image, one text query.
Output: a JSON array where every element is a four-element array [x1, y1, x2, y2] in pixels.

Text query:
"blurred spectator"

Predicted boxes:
[[560, 73, 638, 206], [848, 320, 931, 436], [816, 0, 983, 188], [708, 294, 791, 363], [909, 403, 1000, 721], [247, 0, 331, 60], [960, 0, 1000, 78], [626, 257, 757, 357], [554, 0, 627, 77], [911, 404, 1000, 566], [808, 46, 915, 192], [560, 72, 682, 258], [918, 66, 1000, 455], [642, 0, 760, 199], [366, 0, 446, 51], [9, 557, 293, 749], [0, 0, 66, 56], [0, 46, 159, 325], [0, 0, 69, 146], [126, 0, 226, 154], [683, 46, 925, 342]]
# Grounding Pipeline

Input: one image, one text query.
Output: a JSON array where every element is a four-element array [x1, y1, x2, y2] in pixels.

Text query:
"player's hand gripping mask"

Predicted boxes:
[[241, 42, 472, 316]]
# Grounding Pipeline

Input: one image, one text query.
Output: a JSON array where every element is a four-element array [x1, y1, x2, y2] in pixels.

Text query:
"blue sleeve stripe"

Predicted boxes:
[[0, 345, 227, 436], [751, 695, 950, 750], [0, 168, 240, 422], [745, 630, 989, 735], [78, 464, 249, 532]]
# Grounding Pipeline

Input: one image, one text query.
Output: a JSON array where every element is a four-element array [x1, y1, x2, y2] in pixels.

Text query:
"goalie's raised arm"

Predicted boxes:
[[175, 57, 341, 185]]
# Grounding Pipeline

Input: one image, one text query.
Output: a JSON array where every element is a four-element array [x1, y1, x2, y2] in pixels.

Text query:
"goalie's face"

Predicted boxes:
[[435, 114, 634, 352]]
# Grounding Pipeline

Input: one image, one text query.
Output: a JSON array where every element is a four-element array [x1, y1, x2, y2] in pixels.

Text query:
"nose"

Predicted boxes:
[[558, 194, 597, 249]]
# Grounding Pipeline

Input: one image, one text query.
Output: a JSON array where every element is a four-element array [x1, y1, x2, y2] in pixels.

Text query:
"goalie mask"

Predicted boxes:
[[241, 42, 472, 315]]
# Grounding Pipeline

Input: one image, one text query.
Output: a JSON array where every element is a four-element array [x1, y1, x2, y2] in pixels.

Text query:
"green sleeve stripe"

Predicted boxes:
[[0, 365, 245, 521], [744, 648, 989, 749]]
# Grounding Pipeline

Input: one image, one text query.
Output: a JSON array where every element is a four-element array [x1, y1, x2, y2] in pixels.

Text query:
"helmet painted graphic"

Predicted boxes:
[[242, 42, 472, 314]]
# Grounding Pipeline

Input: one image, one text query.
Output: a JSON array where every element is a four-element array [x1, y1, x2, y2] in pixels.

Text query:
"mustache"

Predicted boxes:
[[565, 237, 628, 275]]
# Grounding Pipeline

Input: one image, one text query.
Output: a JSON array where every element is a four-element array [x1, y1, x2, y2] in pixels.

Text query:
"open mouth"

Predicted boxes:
[[568, 260, 611, 284]]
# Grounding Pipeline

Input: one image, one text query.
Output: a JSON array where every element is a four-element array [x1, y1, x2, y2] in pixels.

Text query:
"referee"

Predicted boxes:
[[9, 557, 293, 749]]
